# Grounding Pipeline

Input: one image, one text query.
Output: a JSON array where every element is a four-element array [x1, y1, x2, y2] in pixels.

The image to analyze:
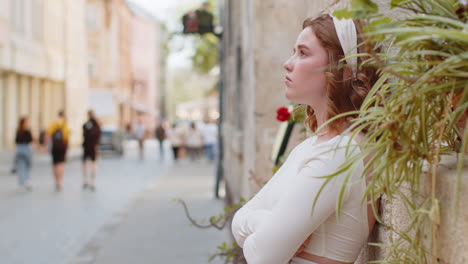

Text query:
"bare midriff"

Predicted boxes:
[[297, 252, 351, 264]]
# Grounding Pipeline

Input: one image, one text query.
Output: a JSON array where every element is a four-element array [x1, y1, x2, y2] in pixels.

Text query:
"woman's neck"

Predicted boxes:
[[314, 123, 350, 142], [313, 107, 351, 141], [315, 129, 339, 142]]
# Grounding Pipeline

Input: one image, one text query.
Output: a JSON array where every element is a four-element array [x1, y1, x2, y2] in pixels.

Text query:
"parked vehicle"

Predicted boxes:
[[99, 125, 125, 156]]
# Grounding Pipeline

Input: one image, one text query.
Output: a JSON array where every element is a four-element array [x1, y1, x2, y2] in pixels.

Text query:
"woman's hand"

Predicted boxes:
[[294, 235, 312, 257], [41, 145, 48, 154]]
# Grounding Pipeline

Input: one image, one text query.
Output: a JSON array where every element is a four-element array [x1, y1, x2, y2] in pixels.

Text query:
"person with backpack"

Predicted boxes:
[[155, 121, 167, 160], [82, 110, 101, 191], [45, 110, 70, 191]]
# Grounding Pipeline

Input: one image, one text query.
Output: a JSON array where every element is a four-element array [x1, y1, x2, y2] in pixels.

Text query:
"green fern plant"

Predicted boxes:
[[325, 0, 468, 263]]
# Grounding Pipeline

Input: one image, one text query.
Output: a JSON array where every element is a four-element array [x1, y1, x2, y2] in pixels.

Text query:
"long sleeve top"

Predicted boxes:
[[231, 135, 368, 264]]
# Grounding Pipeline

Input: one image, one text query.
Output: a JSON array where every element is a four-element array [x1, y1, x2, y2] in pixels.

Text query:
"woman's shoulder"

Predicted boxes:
[[332, 132, 365, 148], [298, 134, 363, 164]]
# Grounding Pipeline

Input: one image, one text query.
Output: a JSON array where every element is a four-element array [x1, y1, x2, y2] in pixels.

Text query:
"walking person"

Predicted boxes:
[[82, 110, 101, 191], [134, 116, 146, 160], [45, 110, 70, 191], [155, 122, 167, 160], [200, 118, 218, 162], [14, 117, 34, 191], [167, 122, 184, 162], [232, 14, 381, 264], [185, 122, 203, 161]]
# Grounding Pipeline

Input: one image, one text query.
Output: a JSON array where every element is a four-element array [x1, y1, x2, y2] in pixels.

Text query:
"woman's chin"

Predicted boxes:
[[284, 88, 293, 101], [285, 90, 300, 104]]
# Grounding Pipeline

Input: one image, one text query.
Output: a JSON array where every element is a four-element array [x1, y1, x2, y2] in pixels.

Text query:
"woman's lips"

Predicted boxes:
[[285, 76, 292, 83]]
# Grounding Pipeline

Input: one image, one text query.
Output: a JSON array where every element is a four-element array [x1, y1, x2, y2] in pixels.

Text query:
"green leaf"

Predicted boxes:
[[351, 0, 379, 17], [368, 17, 393, 30], [390, 0, 410, 9], [192, 34, 219, 74], [333, 8, 354, 19]]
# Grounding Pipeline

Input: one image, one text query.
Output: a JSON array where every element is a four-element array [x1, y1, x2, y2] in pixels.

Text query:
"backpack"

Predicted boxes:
[[52, 127, 66, 149]]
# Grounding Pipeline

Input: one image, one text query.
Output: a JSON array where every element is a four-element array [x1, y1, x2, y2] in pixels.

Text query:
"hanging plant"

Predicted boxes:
[[326, 0, 468, 263]]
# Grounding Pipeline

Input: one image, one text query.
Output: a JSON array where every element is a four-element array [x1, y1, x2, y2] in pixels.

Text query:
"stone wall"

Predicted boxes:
[[354, 155, 468, 264]]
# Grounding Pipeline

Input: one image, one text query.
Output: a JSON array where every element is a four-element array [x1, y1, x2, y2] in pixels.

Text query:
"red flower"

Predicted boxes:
[[276, 107, 291, 122]]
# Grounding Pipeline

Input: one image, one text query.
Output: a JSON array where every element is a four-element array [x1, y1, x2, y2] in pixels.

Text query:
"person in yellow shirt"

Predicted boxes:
[[46, 110, 70, 191]]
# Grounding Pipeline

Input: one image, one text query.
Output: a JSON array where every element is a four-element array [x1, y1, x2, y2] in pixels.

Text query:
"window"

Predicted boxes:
[[86, 6, 99, 30]]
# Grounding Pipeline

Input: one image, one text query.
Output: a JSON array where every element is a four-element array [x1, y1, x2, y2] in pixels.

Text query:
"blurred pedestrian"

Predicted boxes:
[[38, 128, 46, 147], [82, 110, 101, 191], [200, 118, 218, 162], [45, 110, 70, 191], [125, 122, 132, 139], [167, 122, 184, 161], [155, 121, 167, 160], [185, 122, 203, 161], [134, 116, 146, 160], [14, 116, 34, 191]]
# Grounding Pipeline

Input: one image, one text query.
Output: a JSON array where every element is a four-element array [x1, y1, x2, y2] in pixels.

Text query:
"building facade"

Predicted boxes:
[[86, 0, 124, 126], [129, 2, 161, 128], [86, 0, 161, 130], [0, 0, 89, 149]]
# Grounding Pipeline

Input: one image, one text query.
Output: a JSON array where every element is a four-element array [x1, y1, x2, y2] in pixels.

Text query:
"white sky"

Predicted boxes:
[[127, 0, 205, 25]]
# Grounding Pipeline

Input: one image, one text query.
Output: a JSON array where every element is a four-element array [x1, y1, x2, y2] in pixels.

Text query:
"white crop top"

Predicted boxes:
[[231, 135, 368, 264]]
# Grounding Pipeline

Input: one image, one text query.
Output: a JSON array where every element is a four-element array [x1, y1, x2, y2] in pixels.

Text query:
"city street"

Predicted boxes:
[[0, 140, 227, 264]]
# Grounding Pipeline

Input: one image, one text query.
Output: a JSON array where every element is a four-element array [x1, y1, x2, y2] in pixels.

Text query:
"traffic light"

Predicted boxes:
[[182, 9, 214, 35], [195, 9, 213, 34], [182, 11, 199, 34]]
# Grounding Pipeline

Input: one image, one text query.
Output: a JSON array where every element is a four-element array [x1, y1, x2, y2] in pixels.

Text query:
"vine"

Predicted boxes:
[[175, 198, 247, 263]]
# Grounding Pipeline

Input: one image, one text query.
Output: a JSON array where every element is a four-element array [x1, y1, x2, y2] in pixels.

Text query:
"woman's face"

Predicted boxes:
[[283, 27, 329, 106], [24, 118, 30, 128]]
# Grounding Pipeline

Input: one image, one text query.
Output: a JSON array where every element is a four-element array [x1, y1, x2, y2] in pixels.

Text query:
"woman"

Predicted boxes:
[[167, 122, 184, 161], [15, 117, 34, 191], [185, 122, 203, 161], [231, 14, 380, 264]]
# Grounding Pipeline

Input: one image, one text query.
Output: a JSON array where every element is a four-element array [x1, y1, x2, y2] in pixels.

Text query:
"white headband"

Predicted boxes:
[[331, 15, 358, 77]]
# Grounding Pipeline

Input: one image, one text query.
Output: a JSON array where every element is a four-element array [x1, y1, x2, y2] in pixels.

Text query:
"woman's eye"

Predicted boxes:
[[300, 50, 306, 56]]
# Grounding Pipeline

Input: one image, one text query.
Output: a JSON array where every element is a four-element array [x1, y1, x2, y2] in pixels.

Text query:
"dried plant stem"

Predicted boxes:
[[175, 198, 234, 230]]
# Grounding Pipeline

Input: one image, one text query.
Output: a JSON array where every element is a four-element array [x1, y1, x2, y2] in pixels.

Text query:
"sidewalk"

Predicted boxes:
[[69, 161, 228, 264], [0, 147, 82, 170]]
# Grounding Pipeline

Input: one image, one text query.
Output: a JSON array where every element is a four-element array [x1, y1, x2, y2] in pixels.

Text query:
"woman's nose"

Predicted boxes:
[[283, 57, 293, 72]]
